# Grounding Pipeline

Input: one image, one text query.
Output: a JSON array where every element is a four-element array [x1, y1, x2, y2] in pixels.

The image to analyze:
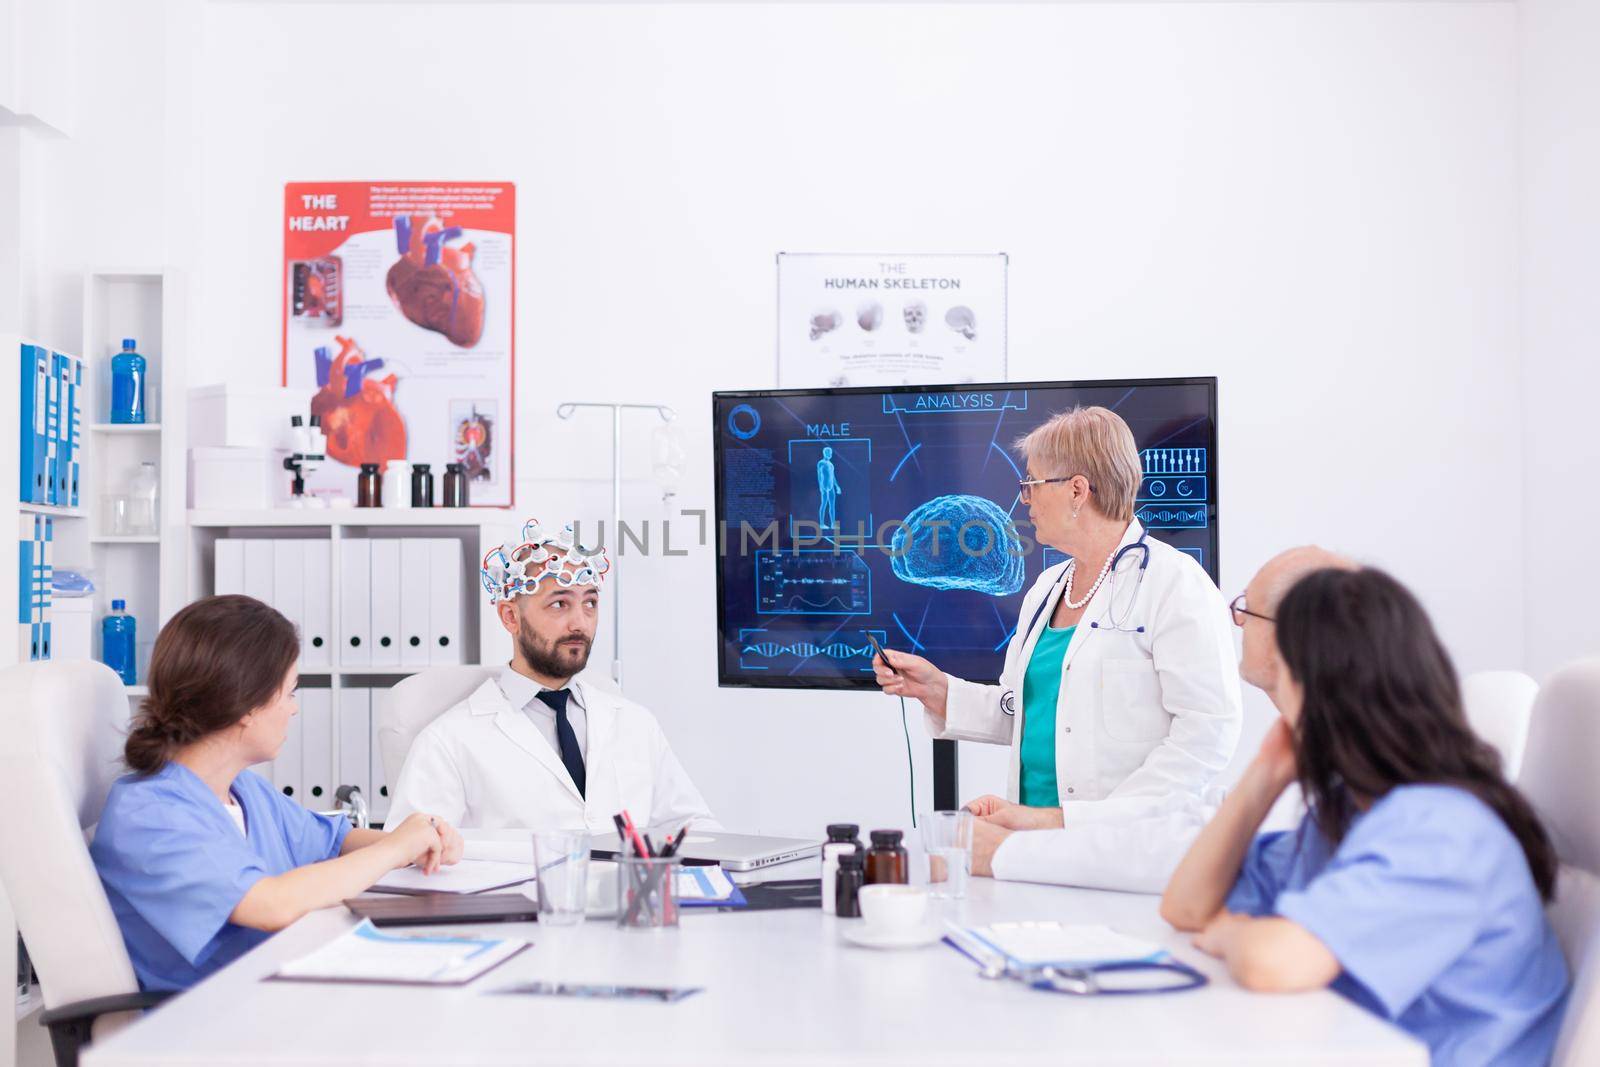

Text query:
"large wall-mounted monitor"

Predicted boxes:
[[713, 377, 1218, 690]]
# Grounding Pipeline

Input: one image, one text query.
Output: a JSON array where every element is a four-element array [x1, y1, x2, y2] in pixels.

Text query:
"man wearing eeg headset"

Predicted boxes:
[[875, 406, 1242, 892], [386, 519, 720, 835]]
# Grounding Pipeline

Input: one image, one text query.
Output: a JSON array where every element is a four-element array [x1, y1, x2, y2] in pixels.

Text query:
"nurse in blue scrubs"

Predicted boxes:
[[1162, 557, 1569, 1067], [91, 595, 464, 991]]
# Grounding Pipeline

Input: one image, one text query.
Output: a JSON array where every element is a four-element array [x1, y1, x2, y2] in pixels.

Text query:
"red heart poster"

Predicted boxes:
[[282, 181, 515, 506]]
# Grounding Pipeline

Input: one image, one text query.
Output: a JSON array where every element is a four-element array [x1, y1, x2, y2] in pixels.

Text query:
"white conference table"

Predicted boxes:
[[84, 854, 1425, 1067]]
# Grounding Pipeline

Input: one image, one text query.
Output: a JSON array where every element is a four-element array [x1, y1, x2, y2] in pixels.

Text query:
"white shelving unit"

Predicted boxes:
[[70, 269, 188, 695], [187, 508, 517, 820]]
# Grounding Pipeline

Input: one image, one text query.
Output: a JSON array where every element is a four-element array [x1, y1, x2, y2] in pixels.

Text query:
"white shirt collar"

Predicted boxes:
[[496, 664, 585, 713]]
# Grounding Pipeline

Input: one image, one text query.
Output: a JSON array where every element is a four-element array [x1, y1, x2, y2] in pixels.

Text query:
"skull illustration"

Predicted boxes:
[[903, 302, 927, 334]]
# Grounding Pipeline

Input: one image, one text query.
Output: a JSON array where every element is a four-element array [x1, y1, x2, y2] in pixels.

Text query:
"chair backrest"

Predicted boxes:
[[1462, 669, 1538, 780], [375, 665, 496, 786], [0, 660, 140, 1010], [1519, 657, 1600, 1067]]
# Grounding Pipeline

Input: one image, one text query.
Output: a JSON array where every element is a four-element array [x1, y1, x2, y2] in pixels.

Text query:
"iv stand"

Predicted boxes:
[[554, 401, 677, 692]]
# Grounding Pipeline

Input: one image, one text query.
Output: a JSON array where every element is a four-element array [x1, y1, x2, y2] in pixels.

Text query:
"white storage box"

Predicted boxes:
[[190, 447, 283, 510], [188, 384, 312, 450], [51, 596, 95, 662]]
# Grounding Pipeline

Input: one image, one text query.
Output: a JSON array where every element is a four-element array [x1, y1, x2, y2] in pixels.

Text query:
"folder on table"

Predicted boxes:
[[242, 539, 274, 605], [302, 540, 332, 670], [340, 538, 371, 668], [368, 540, 401, 668], [270, 919, 529, 986], [300, 687, 334, 808], [427, 539, 462, 665], [338, 686, 371, 808], [399, 538, 431, 669]]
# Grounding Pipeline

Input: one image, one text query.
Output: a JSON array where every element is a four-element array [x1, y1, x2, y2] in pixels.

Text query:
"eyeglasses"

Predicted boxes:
[[1018, 474, 1094, 505], [1230, 593, 1275, 627]]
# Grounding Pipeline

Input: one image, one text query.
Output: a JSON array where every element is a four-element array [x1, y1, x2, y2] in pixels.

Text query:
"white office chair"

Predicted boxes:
[[1462, 669, 1538, 780], [1519, 657, 1600, 1067], [0, 660, 172, 1066], [375, 665, 496, 790]]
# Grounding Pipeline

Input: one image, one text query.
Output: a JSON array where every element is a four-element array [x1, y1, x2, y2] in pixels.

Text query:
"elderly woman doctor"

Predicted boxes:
[[875, 406, 1241, 892]]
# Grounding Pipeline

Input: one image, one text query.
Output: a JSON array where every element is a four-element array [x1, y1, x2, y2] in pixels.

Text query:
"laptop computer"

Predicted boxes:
[[592, 831, 821, 872]]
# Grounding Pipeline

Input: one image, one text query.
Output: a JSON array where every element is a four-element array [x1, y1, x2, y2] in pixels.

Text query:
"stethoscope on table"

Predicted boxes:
[[999, 530, 1153, 718], [944, 925, 1209, 996]]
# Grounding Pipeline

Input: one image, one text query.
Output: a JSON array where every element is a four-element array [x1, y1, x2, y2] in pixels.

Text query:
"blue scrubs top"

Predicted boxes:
[[1227, 784, 1568, 1067], [90, 763, 351, 991], [1019, 625, 1074, 807]]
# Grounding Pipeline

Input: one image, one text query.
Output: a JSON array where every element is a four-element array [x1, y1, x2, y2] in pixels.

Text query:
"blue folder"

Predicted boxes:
[[18, 344, 49, 504]]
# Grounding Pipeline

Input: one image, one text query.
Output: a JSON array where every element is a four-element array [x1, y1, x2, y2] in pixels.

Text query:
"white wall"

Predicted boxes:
[[1520, 0, 1600, 681], [174, 0, 1523, 835]]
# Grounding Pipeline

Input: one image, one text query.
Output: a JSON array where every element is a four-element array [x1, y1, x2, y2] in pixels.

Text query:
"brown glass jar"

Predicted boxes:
[[864, 829, 909, 885], [357, 463, 382, 507]]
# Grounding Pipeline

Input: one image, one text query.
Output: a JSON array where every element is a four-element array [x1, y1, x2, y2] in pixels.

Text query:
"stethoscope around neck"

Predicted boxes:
[[1001, 531, 1154, 717]]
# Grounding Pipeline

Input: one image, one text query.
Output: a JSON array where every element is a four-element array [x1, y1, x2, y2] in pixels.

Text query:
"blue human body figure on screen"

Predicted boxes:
[[817, 447, 843, 530]]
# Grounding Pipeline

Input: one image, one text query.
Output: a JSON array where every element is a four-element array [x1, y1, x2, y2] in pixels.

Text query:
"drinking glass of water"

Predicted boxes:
[[533, 829, 591, 926], [921, 810, 974, 899]]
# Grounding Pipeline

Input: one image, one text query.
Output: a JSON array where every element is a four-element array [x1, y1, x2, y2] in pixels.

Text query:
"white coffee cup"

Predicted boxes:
[[858, 884, 929, 933]]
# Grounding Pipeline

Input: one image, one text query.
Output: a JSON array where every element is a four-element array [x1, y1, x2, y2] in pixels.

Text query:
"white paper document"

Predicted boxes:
[[371, 858, 538, 896], [274, 919, 527, 985], [968, 922, 1165, 967]]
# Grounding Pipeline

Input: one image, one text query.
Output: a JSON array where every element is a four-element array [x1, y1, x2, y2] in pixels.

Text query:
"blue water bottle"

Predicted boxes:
[[101, 599, 137, 685], [110, 338, 146, 424]]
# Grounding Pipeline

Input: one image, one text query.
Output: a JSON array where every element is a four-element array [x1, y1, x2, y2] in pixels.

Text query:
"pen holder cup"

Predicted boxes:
[[616, 856, 682, 929]]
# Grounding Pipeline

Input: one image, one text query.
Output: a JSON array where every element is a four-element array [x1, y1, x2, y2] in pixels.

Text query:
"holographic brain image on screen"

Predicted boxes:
[[713, 378, 1218, 689]]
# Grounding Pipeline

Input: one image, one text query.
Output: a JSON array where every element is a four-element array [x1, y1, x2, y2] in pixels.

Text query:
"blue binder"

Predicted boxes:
[[66, 354, 83, 507], [53, 352, 80, 507], [18, 344, 49, 504], [16, 514, 49, 660], [43, 352, 61, 506], [40, 516, 52, 659]]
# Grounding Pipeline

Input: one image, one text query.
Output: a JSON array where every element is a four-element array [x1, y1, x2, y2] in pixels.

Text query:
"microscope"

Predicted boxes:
[[283, 414, 328, 508]]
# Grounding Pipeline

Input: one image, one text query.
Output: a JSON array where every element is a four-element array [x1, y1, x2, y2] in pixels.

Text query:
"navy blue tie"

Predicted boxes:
[[536, 688, 586, 799]]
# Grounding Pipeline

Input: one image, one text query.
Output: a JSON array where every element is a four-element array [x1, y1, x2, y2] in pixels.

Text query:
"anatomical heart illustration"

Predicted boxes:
[[386, 215, 486, 347], [284, 182, 513, 504], [311, 335, 408, 468]]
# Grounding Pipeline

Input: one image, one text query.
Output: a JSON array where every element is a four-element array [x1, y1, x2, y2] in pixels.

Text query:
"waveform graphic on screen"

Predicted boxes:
[[757, 551, 871, 615], [716, 378, 1217, 688]]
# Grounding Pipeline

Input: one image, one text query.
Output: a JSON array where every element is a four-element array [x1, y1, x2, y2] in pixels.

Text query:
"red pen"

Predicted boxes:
[[619, 809, 650, 858]]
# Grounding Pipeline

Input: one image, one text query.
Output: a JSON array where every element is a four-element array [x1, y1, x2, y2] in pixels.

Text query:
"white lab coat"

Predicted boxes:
[[387, 677, 721, 836], [929, 520, 1242, 892]]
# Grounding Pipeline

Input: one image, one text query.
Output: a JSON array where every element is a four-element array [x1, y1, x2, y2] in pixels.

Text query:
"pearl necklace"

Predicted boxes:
[[1061, 551, 1115, 610]]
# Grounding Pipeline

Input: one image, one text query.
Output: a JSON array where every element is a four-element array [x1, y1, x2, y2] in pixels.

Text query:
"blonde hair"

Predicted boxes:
[[1014, 406, 1142, 523]]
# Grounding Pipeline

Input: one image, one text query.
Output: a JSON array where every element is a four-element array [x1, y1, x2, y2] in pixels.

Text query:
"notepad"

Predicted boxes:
[[964, 922, 1166, 968], [271, 919, 530, 986], [371, 858, 538, 896], [675, 865, 739, 903]]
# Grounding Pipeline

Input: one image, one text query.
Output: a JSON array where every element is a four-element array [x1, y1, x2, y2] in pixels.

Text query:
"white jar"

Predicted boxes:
[[383, 461, 413, 509], [126, 462, 159, 535]]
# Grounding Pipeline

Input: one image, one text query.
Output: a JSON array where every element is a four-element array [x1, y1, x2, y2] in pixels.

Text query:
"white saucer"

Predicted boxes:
[[841, 922, 944, 950]]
